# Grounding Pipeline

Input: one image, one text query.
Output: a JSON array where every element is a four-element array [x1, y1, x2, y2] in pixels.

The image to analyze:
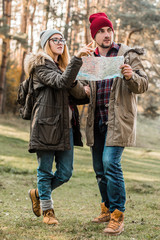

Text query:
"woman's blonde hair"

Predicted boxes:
[[44, 40, 70, 72]]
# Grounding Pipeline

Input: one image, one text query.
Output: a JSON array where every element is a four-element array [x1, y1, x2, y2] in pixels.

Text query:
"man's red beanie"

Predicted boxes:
[[89, 12, 114, 39]]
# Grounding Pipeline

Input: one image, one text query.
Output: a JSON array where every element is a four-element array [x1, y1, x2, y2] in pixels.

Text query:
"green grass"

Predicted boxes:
[[136, 114, 160, 149], [0, 115, 160, 240]]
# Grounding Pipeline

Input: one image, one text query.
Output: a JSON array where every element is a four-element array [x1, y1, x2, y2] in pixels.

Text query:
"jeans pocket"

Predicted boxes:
[[38, 114, 61, 145]]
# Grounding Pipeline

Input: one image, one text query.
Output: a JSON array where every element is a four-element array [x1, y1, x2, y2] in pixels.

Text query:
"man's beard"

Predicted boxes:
[[99, 38, 112, 48], [100, 43, 110, 49]]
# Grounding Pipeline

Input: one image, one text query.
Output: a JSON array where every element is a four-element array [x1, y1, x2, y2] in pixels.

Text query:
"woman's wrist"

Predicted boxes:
[[75, 52, 82, 58]]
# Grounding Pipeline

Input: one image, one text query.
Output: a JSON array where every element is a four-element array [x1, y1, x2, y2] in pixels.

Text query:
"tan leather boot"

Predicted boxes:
[[92, 202, 110, 223], [43, 209, 59, 225], [28, 189, 41, 217], [103, 209, 124, 236]]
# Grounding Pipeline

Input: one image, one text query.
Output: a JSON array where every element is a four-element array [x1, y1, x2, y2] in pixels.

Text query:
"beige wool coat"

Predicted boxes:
[[76, 43, 148, 147]]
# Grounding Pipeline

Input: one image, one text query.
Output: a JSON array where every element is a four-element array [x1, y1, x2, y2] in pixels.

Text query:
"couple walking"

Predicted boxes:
[[25, 12, 148, 236]]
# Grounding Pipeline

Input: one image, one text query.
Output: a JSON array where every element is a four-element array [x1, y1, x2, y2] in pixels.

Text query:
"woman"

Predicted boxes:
[[25, 29, 93, 225]]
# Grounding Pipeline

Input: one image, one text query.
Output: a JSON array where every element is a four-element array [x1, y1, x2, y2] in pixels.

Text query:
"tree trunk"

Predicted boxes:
[[0, 0, 12, 114], [84, 0, 90, 44], [20, 0, 31, 83], [64, 0, 71, 41], [114, 2, 123, 43], [124, 28, 143, 45], [115, 18, 121, 43], [29, 0, 37, 52], [41, 0, 50, 30], [36, 0, 50, 51]]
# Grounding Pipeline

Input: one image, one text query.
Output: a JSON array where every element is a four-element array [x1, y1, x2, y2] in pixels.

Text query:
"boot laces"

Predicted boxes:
[[108, 218, 119, 228], [45, 209, 55, 217], [33, 202, 40, 209]]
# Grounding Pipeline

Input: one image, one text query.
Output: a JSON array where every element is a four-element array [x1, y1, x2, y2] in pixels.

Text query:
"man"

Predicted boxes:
[[85, 12, 148, 236]]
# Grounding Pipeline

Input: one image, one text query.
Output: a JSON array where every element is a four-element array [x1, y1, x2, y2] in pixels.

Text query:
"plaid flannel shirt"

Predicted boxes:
[[95, 42, 120, 124]]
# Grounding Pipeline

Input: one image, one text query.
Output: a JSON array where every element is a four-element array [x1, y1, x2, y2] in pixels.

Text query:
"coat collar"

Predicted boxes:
[[117, 43, 145, 56], [24, 51, 54, 75], [94, 42, 120, 56]]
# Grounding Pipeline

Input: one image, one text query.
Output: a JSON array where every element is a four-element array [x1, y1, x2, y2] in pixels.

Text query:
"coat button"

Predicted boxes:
[[105, 103, 109, 107], [125, 58, 130, 64]]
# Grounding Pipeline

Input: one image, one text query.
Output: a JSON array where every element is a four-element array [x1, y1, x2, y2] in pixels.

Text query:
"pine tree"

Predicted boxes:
[[0, 0, 12, 114]]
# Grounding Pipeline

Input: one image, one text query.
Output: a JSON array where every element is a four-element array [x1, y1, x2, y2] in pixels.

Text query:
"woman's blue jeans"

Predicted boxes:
[[92, 122, 126, 213], [36, 128, 73, 200]]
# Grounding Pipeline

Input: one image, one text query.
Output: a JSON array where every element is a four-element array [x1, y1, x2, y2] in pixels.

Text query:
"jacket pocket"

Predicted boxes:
[[38, 114, 61, 145]]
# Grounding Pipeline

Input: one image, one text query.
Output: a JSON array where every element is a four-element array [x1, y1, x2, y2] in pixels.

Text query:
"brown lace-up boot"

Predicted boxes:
[[103, 209, 124, 236], [43, 209, 59, 225], [28, 189, 41, 217], [92, 202, 110, 223]]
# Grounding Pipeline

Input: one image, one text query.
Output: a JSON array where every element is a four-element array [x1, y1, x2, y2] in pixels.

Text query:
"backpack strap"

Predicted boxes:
[[28, 69, 36, 100]]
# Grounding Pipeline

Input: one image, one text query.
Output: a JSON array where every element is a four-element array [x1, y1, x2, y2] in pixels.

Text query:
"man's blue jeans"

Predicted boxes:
[[92, 123, 126, 213], [36, 128, 73, 201]]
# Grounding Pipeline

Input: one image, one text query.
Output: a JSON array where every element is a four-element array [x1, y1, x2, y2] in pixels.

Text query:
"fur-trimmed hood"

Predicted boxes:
[[24, 51, 54, 76], [118, 43, 146, 57], [124, 46, 146, 57]]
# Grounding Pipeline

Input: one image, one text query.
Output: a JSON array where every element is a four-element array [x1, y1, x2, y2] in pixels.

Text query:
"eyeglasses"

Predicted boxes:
[[49, 38, 66, 45]]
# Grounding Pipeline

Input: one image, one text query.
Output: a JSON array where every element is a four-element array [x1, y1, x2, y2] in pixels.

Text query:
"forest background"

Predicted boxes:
[[0, 1, 160, 239], [0, 0, 160, 147]]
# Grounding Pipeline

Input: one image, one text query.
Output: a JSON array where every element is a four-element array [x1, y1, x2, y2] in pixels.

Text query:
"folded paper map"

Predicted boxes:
[[77, 56, 124, 81]]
